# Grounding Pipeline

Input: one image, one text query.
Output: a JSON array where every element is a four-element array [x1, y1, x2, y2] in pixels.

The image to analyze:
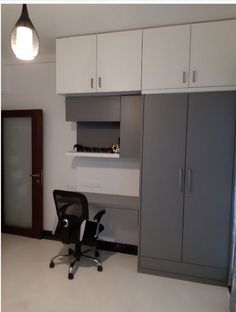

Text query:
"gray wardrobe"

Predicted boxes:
[[139, 92, 236, 285]]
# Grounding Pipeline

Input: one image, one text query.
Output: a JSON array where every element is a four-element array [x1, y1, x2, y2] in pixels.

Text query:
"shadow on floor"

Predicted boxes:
[[48, 243, 115, 275]]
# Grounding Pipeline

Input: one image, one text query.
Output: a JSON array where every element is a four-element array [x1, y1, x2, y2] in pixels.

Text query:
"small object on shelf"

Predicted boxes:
[[73, 143, 113, 153], [112, 137, 120, 154], [73, 142, 119, 154]]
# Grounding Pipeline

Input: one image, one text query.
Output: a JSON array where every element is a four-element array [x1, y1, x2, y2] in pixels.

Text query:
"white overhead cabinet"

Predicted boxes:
[[97, 30, 142, 92], [142, 25, 191, 92], [189, 19, 236, 88], [56, 30, 142, 94], [57, 19, 236, 95], [56, 35, 96, 94], [142, 19, 236, 93]]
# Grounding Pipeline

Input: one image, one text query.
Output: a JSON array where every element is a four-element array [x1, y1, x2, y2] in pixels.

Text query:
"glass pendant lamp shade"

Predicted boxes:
[[11, 4, 39, 60]]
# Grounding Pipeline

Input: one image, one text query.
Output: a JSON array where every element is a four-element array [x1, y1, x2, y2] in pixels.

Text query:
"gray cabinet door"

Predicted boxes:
[[66, 96, 120, 122], [141, 94, 187, 261], [183, 92, 236, 268], [120, 95, 142, 158]]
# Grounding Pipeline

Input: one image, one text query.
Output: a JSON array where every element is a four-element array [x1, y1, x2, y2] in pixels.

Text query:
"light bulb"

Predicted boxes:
[[12, 26, 34, 60], [11, 4, 39, 61]]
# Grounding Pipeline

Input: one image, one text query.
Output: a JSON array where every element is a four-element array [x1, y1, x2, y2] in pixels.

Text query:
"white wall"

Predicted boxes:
[[2, 60, 139, 244], [74, 158, 139, 196]]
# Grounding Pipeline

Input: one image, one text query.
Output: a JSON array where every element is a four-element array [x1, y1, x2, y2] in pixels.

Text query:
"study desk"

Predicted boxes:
[[83, 192, 140, 210]]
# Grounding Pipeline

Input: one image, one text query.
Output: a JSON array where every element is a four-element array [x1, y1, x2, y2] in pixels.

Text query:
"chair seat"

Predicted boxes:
[[83, 221, 104, 241]]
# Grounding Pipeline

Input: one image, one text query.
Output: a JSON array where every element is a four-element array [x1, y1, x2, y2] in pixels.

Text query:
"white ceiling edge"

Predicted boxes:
[[2, 0, 236, 3], [2, 3, 236, 58]]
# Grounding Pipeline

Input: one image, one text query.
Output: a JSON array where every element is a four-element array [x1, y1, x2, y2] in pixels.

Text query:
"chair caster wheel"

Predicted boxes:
[[97, 265, 103, 272], [49, 261, 55, 268], [68, 273, 74, 280], [95, 250, 100, 257]]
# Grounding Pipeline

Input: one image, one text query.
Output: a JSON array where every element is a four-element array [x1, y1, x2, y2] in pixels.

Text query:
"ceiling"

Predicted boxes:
[[2, 4, 236, 59]]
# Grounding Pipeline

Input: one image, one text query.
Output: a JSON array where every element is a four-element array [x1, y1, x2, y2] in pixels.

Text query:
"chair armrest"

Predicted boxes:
[[93, 210, 106, 222]]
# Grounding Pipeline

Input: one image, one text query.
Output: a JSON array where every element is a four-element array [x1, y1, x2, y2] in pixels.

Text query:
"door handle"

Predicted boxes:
[[178, 168, 184, 192], [30, 170, 43, 185], [29, 173, 40, 178], [187, 168, 192, 193]]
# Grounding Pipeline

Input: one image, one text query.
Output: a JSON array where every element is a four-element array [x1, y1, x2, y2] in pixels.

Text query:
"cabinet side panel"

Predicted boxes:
[[120, 95, 142, 158]]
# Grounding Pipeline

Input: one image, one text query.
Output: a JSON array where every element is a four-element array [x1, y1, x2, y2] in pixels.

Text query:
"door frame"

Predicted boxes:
[[1, 110, 43, 238]]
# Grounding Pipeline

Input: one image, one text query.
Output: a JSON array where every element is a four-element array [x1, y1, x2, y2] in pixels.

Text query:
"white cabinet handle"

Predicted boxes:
[[98, 77, 102, 88], [192, 70, 197, 83], [90, 78, 94, 89], [182, 71, 187, 84]]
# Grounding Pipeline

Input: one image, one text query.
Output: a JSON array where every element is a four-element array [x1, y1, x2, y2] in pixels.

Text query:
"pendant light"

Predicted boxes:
[[11, 4, 39, 61]]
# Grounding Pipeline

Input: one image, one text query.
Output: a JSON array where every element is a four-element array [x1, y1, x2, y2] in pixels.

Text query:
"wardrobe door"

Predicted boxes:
[[183, 92, 236, 268], [140, 94, 187, 261]]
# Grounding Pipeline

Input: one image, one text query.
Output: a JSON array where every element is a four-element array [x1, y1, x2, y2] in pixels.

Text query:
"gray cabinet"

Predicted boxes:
[[66, 96, 120, 122], [140, 92, 236, 284], [183, 92, 235, 269], [140, 94, 187, 261], [66, 95, 142, 159]]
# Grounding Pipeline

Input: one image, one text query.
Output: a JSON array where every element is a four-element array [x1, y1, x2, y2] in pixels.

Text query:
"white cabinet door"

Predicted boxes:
[[97, 30, 142, 92], [56, 35, 96, 94], [142, 25, 190, 91], [190, 20, 236, 88]]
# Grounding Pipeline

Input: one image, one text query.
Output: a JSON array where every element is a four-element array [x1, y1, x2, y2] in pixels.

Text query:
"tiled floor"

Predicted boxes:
[[2, 234, 230, 312]]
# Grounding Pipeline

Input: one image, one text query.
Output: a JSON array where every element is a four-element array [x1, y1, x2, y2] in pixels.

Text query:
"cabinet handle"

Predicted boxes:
[[182, 71, 187, 84], [178, 168, 184, 192], [192, 70, 197, 83], [98, 77, 102, 88], [187, 168, 192, 193], [90, 78, 94, 89]]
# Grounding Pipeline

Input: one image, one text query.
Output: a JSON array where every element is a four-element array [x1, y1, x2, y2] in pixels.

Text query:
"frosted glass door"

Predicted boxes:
[[3, 117, 32, 228], [2, 110, 43, 238]]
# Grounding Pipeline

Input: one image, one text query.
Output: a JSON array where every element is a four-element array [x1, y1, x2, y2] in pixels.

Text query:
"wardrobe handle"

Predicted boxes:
[[182, 71, 187, 84], [192, 70, 197, 83], [98, 77, 102, 88], [187, 168, 192, 193], [90, 78, 94, 89], [178, 169, 184, 192]]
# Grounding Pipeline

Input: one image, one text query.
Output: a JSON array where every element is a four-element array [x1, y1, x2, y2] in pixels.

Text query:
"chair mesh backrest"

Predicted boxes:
[[53, 190, 89, 243]]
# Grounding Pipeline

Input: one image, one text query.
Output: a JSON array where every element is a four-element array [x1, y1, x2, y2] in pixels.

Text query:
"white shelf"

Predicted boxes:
[[66, 151, 120, 158]]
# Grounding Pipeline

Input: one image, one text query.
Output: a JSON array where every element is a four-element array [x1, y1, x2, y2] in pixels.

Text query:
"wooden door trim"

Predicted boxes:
[[1, 109, 43, 238]]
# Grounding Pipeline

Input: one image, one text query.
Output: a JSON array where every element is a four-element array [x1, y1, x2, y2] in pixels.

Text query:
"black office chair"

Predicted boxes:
[[49, 190, 106, 280]]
